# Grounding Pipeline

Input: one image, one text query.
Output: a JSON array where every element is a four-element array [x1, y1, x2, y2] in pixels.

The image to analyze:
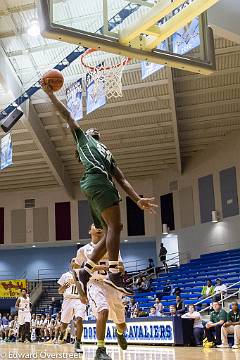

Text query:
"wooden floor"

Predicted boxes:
[[0, 343, 240, 360]]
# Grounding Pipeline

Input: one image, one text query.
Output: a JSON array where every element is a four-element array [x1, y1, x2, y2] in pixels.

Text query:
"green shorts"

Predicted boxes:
[[80, 174, 121, 229]]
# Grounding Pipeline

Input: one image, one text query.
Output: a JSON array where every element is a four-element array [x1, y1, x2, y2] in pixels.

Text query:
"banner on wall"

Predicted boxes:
[[0, 279, 27, 298], [66, 79, 83, 121], [83, 319, 174, 344], [86, 72, 106, 114], [0, 133, 13, 170], [172, 17, 200, 55], [141, 40, 168, 80]]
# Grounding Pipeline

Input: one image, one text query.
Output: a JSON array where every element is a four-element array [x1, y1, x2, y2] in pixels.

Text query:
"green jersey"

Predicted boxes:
[[210, 309, 227, 323], [227, 310, 240, 323], [74, 128, 117, 184]]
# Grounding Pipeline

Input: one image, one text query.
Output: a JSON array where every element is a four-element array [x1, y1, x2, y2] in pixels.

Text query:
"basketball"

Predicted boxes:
[[42, 69, 64, 92]]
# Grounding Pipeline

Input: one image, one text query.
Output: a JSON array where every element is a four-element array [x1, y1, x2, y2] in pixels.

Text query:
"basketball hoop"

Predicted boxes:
[[81, 48, 130, 99]]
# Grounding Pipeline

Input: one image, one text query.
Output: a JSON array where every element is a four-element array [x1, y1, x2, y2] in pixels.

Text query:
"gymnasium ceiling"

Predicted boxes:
[[0, 0, 240, 197]]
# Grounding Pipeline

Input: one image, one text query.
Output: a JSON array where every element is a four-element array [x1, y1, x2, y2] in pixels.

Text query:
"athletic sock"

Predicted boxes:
[[109, 261, 120, 274], [117, 329, 123, 336], [97, 340, 105, 348], [84, 259, 97, 275]]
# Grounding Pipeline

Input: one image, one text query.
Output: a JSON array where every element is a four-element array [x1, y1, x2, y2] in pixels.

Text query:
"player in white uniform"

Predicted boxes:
[[57, 258, 86, 353], [15, 288, 31, 343], [75, 224, 127, 360]]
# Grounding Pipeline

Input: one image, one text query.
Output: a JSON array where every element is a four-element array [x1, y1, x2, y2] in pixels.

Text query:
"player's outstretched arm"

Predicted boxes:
[[114, 166, 158, 213], [40, 80, 78, 133]]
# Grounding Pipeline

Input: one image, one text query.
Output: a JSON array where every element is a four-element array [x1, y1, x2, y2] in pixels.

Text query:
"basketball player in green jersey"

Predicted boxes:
[[41, 80, 157, 297]]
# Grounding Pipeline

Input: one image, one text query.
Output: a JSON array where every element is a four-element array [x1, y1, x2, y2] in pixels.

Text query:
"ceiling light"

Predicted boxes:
[[27, 20, 40, 37], [162, 224, 169, 235]]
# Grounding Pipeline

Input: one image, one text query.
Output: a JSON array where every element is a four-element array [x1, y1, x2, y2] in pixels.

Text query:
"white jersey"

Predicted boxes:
[[18, 296, 31, 313], [75, 242, 122, 281], [58, 271, 79, 299]]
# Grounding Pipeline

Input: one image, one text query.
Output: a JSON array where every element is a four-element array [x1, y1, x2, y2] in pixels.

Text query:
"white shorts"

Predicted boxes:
[[61, 299, 86, 324], [87, 280, 125, 325], [18, 311, 31, 326]]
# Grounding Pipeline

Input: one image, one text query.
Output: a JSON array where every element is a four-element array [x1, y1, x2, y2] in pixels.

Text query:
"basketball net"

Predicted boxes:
[[81, 49, 130, 99]]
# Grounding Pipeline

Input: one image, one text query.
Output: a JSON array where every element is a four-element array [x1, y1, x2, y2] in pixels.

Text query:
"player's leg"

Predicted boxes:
[[101, 205, 133, 294], [75, 317, 83, 353], [5, 326, 10, 342], [59, 299, 72, 343], [74, 300, 86, 353], [18, 312, 24, 342], [115, 323, 128, 350], [53, 325, 60, 343], [95, 309, 111, 360], [107, 286, 128, 351], [79, 201, 133, 296], [24, 322, 31, 343], [59, 322, 68, 343], [88, 282, 112, 360]]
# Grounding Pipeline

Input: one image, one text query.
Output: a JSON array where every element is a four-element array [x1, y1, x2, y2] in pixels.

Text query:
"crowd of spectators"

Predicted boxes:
[[0, 312, 76, 343]]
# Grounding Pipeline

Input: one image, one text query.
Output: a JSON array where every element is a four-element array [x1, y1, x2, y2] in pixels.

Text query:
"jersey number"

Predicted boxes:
[[97, 143, 112, 163], [71, 285, 78, 295]]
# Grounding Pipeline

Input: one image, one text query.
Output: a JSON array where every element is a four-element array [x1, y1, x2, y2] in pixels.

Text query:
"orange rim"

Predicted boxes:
[[81, 48, 130, 72]]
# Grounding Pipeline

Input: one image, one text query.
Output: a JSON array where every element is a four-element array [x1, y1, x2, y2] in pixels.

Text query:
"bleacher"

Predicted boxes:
[[33, 280, 61, 314], [134, 248, 240, 312]]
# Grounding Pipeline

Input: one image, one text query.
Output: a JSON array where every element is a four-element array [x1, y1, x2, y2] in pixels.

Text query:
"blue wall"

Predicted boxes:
[[0, 241, 157, 280], [121, 241, 157, 270], [0, 246, 77, 280]]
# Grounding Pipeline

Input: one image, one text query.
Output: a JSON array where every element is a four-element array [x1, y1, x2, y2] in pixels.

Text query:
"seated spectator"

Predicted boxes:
[[172, 286, 181, 297], [139, 276, 151, 292], [169, 305, 177, 317], [182, 305, 204, 346], [122, 296, 131, 318], [218, 302, 240, 349], [156, 280, 172, 300], [176, 296, 185, 315], [149, 307, 159, 317], [123, 271, 130, 285], [213, 279, 227, 302], [1, 313, 10, 342], [201, 279, 215, 299], [131, 308, 140, 319], [9, 315, 18, 342], [204, 301, 227, 347], [154, 298, 164, 315], [129, 298, 139, 318]]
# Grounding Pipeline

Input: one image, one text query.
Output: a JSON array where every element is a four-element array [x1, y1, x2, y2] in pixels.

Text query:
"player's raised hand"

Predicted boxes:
[[39, 79, 53, 95], [64, 281, 71, 289], [137, 197, 158, 214]]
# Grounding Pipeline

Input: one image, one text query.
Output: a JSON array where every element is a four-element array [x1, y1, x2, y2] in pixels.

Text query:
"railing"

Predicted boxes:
[[29, 281, 43, 306], [124, 251, 190, 274], [0, 270, 27, 280], [194, 280, 240, 313], [37, 269, 62, 281]]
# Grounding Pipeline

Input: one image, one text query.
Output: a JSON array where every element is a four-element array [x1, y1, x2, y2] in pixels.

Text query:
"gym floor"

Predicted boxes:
[[0, 343, 239, 360]]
